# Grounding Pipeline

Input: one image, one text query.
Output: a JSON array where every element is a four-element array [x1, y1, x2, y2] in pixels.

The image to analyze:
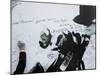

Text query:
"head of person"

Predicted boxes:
[[39, 28, 52, 48], [40, 29, 50, 43]]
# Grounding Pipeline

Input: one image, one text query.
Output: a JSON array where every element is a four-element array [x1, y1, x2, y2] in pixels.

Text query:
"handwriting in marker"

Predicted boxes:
[[47, 53, 55, 60]]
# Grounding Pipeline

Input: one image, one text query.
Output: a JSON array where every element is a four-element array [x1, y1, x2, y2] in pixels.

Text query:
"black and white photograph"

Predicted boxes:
[[11, 0, 96, 74]]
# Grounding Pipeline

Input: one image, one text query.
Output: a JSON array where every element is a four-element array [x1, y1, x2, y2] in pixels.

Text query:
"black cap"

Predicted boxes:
[[73, 5, 96, 26]]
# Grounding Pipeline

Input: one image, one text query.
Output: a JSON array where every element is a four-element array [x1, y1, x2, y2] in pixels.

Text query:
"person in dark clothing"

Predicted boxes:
[[13, 41, 44, 75], [13, 41, 26, 74], [65, 32, 90, 71], [72, 5, 96, 70], [47, 31, 90, 71]]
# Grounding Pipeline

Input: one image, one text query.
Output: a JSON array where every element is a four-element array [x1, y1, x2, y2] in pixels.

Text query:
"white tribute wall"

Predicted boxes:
[[11, 1, 95, 74]]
